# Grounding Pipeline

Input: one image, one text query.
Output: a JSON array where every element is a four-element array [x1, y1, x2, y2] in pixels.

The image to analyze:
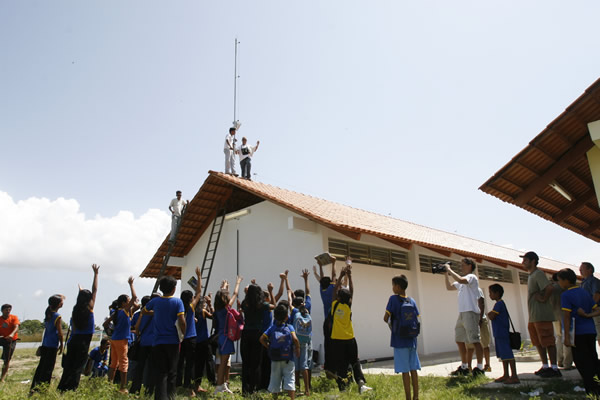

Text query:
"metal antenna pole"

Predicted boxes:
[[233, 38, 239, 125]]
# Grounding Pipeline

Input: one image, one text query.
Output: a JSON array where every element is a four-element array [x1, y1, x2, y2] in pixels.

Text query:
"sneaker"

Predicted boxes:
[[359, 384, 373, 394], [534, 367, 547, 376], [472, 367, 485, 377], [540, 368, 562, 378], [450, 366, 470, 376], [223, 383, 233, 393]]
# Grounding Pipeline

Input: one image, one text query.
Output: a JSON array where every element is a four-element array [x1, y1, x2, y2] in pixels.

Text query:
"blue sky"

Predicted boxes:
[[1, 1, 600, 322]]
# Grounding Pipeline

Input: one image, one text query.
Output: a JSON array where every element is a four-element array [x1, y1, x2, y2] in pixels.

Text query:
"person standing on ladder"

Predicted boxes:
[[169, 190, 188, 243], [224, 127, 238, 176]]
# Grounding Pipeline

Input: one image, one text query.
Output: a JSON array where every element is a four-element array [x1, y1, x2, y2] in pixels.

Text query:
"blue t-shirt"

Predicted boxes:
[[42, 312, 61, 348], [112, 309, 131, 340], [138, 314, 155, 347], [196, 310, 209, 342], [305, 295, 312, 314], [262, 308, 273, 332], [89, 346, 108, 369], [490, 300, 510, 339], [71, 312, 95, 336], [145, 296, 185, 345], [288, 307, 299, 326], [320, 284, 335, 317], [561, 286, 597, 335], [184, 304, 197, 339], [214, 308, 227, 337], [130, 311, 140, 342], [385, 295, 419, 348]]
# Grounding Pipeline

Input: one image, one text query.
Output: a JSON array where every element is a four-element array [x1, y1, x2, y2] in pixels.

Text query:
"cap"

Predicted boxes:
[[519, 251, 539, 262]]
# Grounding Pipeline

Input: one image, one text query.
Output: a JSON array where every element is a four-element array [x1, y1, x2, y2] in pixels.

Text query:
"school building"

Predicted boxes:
[[141, 171, 576, 361]]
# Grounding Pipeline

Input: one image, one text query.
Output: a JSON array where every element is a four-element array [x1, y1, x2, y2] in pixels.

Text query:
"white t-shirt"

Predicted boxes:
[[237, 144, 256, 161], [452, 273, 480, 313], [169, 198, 186, 217], [224, 134, 235, 151]]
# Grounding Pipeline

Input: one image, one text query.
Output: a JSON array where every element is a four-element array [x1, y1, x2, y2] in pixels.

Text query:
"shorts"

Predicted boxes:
[[294, 342, 312, 371], [494, 336, 514, 361], [218, 334, 235, 355], [268, 360, 295, 393], [467, 319, 491, 349], [109, 339, 129, 372], [393, 347, 421, 374], [455, 312, 481, 344], [0, 338, 16, 363], [528, 321, 555, 348]]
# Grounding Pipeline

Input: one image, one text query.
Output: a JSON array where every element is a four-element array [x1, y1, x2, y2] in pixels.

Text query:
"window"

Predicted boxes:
[[519, 272, 528, 285], [478, 265, 513, 283], [419, 255, 460, 274], [327, 238, 409, 270]]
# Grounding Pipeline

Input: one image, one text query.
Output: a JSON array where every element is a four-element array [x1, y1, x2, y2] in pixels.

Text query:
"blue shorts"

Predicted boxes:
[[494, 336, 514, 360], [269, 360, 295, 393], [294, 342, 312, 371], [218, 334, 235, 355], [394, 347, 421, 374]]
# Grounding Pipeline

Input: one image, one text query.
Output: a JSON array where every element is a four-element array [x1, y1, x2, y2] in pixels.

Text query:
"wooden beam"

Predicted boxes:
[[552, 189, 595, 224], [328, 226, 362, 241], [582, 217, 600, 236], [424, 246, 452, 258], [514, 135, 594, 207], [383, 238, 413, 250]]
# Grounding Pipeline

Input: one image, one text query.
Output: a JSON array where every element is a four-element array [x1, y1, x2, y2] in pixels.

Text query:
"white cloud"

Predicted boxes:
[[33, 289, 43, 298], [0, 192, 170, 282]]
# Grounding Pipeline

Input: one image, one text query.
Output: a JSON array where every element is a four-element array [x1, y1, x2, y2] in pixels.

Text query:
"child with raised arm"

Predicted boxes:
[[487, 284, 519, 384], [58, 264, 99, 392], [144, 275, 186, 400], [260, 304, 301, 399], [103, 276, 138, 393], [213, 276, 243, 394], [313, 255, 337, 374], [292, 296, 312, 396], [194, 292, 215, 393], [330, 265, 372, 393], [383, 275, 420, 400]]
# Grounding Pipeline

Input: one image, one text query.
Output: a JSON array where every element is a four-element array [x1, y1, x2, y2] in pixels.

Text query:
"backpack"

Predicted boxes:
[[293, 311, 312, 344], [269, 323, 293, 361], [224, 306, 244, 341], [392, 296, 420, 338]]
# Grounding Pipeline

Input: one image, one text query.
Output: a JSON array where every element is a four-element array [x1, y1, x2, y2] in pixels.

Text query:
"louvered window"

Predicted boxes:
[[327, 238, 409, 270], [478, 265, 513, 283]]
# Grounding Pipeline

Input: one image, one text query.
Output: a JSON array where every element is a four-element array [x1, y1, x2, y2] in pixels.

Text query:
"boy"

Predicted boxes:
[[85, 339, 110, 377], [0, 304, 19, 382], [313, 255, 337, 374], [144, 275, 186, 400], [260, 304, 300, 399], [557, 268, 600, 396], [292, 297, 312, 396], [487, 284, 519, 384], [384, 275, 420, 400]]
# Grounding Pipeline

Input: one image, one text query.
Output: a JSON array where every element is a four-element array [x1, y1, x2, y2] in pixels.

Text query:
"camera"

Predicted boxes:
[[432, 262, 450, 274]]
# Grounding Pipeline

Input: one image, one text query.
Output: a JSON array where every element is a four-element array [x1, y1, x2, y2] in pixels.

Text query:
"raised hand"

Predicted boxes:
[[128, 276, 134, 285], [301, 269, 310, 280], [92, 264, 100, 274], [267, 282, 274, 291]]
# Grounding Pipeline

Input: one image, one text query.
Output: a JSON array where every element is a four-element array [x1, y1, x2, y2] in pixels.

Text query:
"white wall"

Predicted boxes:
[[178, 200, 536, 360]]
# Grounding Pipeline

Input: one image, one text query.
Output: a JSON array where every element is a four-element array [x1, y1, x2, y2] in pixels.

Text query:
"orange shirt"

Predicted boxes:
[[0, 314, 19, 340]]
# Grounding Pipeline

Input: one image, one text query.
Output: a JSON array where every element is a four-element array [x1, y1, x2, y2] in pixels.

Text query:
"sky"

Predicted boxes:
[[1, 1, 600, 323]]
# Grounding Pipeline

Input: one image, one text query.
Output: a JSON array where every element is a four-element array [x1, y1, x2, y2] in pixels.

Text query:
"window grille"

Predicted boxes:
[[478, 265, 513, 283], [327, 238, 409, 270]]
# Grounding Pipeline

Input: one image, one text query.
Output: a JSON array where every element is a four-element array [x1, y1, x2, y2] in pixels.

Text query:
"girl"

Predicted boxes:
[[58, 263, 99, 392], [241, 283, 274, 395], [102, 276, 137, 393], [30, 294, 65, 393], [194, 293, 215, 393], [213, 276, 243, 394], [177, 267, 203, 396], [130, 295, 157, 395]]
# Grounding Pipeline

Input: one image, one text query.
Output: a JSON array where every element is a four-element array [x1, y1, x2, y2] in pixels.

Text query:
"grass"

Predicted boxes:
[[0, 349, 594, 399]]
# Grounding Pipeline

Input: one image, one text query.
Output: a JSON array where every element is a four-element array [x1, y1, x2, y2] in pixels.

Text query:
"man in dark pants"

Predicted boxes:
[[144, 277, 186, 400]]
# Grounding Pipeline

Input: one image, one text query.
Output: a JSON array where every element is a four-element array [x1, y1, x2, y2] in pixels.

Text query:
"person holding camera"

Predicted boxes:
[[444, 258, 486, 377], [237, 137, 259, 180]]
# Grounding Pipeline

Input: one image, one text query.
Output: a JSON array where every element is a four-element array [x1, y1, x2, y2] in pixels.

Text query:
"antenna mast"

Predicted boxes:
[[233, 38, 240, 128]]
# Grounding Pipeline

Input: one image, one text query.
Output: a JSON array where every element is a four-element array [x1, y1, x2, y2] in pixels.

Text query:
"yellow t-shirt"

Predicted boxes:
[[330, 300, 354, 340]]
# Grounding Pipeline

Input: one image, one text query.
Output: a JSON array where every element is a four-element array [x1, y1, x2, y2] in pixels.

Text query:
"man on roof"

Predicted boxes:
[[224, 127, 238, 176], [169, 190, 189, 243], [236, 137, 259, 180]]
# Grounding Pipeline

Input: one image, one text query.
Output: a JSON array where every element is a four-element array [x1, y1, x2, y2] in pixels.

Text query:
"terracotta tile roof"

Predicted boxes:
[[480, 77, 600, 242], [141, 171, 575, 279]]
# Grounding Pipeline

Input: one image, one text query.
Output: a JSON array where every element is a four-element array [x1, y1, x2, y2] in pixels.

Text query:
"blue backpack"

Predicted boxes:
[[269, 323, 293, 361], [293, 311, 312, 345], [392, 296, 420, 338]]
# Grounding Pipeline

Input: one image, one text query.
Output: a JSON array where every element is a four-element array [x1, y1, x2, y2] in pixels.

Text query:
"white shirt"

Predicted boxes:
[[237, 144, 256, 161], [452, 273, 480, 313], [224, 134, 235, 151], [169, 198, 186, 217]]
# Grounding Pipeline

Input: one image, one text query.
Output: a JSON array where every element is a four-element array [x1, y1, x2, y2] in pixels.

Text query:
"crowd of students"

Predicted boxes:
[[1, 254, 599, 399]]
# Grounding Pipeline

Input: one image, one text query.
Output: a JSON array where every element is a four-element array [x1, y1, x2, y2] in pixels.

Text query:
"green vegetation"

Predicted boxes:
[[0, 349, 593, 399]]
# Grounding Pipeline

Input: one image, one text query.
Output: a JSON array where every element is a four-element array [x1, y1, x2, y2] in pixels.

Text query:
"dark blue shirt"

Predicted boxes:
[[145, 296, 185, 345], [42, 312, 60, 348], [89, 346, 108, 369], [561, 286, 597, 335], [320, 284, 335, 317], [196, 310, 209, 342], [491, 300, 510, 339], [111, 309, 131, 340], [184, 304, 197, 339], [385, 295, 419, 348], [71, 312, 94, 336], [138, 314, 155, 347]]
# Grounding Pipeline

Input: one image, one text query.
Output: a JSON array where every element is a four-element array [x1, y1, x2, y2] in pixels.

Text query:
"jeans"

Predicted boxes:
[[240, 158, 251, 179], [170, 215, 180, 242]]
